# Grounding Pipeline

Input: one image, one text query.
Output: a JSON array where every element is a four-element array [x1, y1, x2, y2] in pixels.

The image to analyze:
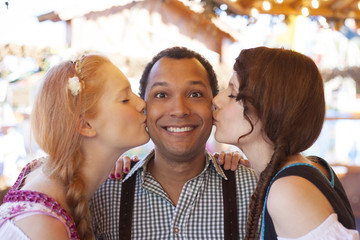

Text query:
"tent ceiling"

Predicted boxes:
[[213, 0, 360, 20]]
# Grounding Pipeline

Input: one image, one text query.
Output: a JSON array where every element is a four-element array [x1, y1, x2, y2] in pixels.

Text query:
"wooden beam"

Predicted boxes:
[[330, 0, 354, 11], [37, 11, 61, 22], [290, 0, 303, 11], [232, 0, 254, 10]]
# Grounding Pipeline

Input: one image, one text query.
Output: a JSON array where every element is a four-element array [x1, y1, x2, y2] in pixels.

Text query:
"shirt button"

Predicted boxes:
[[174, 227, 180, 234]]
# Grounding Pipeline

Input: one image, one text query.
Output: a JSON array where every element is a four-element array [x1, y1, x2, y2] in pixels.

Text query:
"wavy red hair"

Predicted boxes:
[[232, 47, 325, 239]]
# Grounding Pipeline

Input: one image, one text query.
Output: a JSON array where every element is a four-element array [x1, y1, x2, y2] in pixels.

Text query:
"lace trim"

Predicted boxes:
[[3, 159, 79, 240]]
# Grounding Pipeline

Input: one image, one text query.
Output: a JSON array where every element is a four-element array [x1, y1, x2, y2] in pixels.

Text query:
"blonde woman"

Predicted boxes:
[[0, 54, 149, 239]]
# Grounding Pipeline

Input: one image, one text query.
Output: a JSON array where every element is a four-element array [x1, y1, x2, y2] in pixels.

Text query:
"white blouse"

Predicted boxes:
[[0, 220, 30, 240], [277, 213, 359, 240]]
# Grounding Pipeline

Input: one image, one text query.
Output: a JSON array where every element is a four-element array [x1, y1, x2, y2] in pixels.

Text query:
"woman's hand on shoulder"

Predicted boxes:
[[109, 151, 249, 179], [15, 214, 69, 240], [109, 155, 139, 179], [267, 176, 334, 238], [214, 151, 251, 170]]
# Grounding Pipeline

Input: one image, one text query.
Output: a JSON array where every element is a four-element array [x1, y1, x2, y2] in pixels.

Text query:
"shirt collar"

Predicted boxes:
[[121, 150, 152, 183], [206, 149, 228, 180]]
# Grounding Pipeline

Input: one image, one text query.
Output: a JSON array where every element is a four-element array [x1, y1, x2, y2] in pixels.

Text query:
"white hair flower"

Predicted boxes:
[[68, 76, 82, 96]]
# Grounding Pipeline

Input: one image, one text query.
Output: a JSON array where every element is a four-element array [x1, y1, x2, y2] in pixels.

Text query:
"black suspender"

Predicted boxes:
[[222, 169, 239, 240], [119, 168, 137, 240], [119, 167, 238, 240]]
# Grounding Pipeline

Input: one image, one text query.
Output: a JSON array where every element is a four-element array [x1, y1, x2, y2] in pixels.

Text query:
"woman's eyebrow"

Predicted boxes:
[[116, 85, 130, 96]]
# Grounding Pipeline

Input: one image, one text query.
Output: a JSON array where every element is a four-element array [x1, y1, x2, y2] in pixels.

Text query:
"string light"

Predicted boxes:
[[301, 6, 309, 16], [220, 4, 228, 11], [250, 8, 259, 18], [358, 1, 360, 10], [275, 0, 283, 3], [311, 0, 319, 9], [262, 1, 271, 11], [318, 16, 329, 28]]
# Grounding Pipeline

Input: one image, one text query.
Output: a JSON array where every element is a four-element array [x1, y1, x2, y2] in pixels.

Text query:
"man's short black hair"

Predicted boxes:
[[139, 46, 219, 99]]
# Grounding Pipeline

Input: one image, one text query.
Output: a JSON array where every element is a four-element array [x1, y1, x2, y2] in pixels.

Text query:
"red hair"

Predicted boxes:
[[233, 47, 325, 239], [31, 54, 111, 239]]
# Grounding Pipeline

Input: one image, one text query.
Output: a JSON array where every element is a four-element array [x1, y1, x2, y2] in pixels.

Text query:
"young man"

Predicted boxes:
[[90, 47, 258, 239]]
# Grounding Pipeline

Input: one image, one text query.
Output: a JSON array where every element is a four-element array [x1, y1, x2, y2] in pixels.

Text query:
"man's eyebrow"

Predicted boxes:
[[189, 80, 207, 87], [149, 82, 168, 90], [149, 80, 207, 90]]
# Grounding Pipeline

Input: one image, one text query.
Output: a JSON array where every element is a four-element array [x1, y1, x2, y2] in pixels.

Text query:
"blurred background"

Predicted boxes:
[[1, 0, 360, 225]]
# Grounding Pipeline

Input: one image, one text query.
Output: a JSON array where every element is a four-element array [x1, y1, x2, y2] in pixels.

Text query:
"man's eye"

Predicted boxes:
[[228, 94, 236, 98], [190, 92, 202, 98], [155, 92, 167, 98], [122, 99, 130, 103]]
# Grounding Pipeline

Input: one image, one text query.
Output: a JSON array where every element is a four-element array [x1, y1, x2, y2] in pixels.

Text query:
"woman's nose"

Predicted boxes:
[[212, 96, 219, 111], [135, 95, 146, 113]]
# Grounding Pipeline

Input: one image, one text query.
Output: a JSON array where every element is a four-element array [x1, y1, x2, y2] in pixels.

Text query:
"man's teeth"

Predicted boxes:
[[167, 127, 194, 132]]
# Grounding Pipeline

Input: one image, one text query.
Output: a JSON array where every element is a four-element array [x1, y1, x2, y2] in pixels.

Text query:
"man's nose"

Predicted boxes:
[[169, 96, 190, 117]]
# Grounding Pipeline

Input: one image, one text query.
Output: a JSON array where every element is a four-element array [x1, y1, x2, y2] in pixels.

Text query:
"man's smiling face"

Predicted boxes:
[[144, 57, 214, 160]]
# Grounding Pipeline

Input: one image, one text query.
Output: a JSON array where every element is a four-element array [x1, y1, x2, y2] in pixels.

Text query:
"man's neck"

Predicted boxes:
[[147, 148, 207, 206]]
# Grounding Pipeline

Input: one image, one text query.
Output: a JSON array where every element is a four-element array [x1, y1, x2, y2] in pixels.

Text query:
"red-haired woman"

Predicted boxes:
[[213, 47, 358, 240]]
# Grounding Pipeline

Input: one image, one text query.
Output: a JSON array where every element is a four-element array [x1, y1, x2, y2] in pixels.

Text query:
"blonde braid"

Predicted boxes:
[[32, 54, 110, 240], [63, 58, 94, 240], [65, 163, 94, 240]]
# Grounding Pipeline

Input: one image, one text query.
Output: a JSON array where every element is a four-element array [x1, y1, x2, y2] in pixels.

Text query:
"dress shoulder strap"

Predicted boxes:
[[272, 158, 355, 229], [263, 157, 356, 239]]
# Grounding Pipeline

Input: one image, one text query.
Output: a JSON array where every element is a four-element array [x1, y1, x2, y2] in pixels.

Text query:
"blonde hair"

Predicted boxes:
[[31, 54, 112, 239]]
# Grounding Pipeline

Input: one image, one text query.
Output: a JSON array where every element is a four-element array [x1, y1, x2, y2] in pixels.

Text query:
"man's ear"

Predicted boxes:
[[79, 117, 96, 137]]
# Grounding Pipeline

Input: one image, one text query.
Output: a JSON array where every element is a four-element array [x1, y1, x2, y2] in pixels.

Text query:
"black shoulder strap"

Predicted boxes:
[[119, 164, 137, 240], [222, 169, 239, 240], [273, 164, 356, 229]]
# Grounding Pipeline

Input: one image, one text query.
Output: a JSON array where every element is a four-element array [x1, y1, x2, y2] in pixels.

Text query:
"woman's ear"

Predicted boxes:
[[79, 117, 96, 137]]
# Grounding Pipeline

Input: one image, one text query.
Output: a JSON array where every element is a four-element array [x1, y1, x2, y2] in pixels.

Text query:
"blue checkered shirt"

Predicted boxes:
[[90, 150, 258, 239]]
